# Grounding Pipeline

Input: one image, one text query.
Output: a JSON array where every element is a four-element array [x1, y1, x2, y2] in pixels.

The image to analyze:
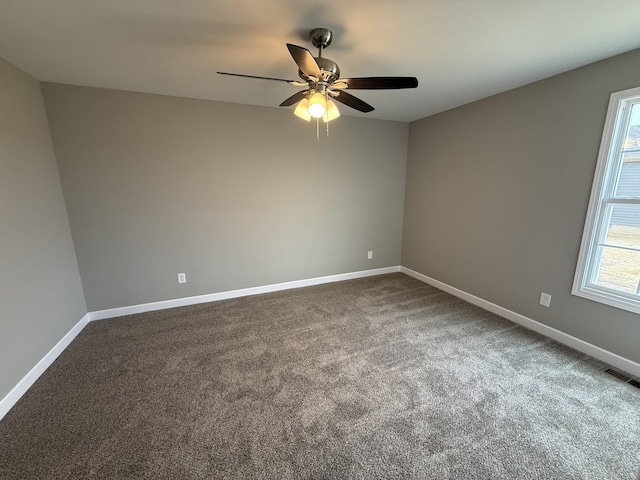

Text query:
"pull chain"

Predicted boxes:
[[324, 91, 329, 138]]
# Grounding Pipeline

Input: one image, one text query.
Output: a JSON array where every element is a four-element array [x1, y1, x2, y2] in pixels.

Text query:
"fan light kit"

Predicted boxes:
[[218, 28, 418, 140]]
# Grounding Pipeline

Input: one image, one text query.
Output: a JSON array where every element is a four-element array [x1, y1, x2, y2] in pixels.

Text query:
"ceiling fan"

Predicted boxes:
[[217, 28, 418, 123]]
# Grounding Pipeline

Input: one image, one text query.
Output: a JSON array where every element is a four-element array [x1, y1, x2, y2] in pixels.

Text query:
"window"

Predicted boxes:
[[573, 86, 640, 314]]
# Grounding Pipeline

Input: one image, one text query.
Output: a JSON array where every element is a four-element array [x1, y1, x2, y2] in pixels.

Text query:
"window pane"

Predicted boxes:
[[596, 203, 640, 294], [595, 245, 640, 294], [617, 104, 640, 197], [606, 203, 640, 244], [622, 103, 640, 150], [616, 155, 640, 197]]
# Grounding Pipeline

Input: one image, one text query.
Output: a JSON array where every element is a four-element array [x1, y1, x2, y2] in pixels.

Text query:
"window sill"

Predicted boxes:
[[572, 285, 640, 315]]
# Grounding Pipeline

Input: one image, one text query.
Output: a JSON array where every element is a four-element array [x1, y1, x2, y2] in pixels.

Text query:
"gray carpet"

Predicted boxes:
[[1, 273, 639, 479]]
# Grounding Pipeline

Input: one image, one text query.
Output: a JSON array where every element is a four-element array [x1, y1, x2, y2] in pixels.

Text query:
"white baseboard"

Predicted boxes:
[[89, 266, 402, 321], [5, 265, 635, 423], [401, 266, 640, 378], [1, 267, 401, 421], [0, 313, 91, 421]]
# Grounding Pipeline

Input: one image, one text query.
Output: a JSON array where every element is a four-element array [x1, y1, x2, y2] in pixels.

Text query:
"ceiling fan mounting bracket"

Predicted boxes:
[[310, 28, 333, 50]]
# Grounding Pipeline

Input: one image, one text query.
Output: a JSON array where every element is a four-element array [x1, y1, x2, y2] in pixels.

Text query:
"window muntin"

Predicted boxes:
[[573, 87, 640, 314]]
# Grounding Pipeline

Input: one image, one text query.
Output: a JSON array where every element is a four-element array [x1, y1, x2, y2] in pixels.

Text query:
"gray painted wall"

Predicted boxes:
[[42, 84, 408, 311], [0, 59, 86, 399], [403, 48, 640, 364]]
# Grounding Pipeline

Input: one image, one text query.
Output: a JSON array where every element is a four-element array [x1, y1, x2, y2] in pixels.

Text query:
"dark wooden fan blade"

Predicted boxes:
[[286, 44, 322, 80], [217, 72, 296, 84], [339, 77, 418, 90], [279, 90, 308, 107], [332, 91, 375, 113]]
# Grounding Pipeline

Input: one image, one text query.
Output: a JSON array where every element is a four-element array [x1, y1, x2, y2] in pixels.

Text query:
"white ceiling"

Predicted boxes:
[[1, 0, 640, 122]]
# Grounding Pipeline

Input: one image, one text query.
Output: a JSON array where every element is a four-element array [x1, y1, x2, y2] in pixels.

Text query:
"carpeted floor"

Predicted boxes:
[[1, 273, 639, 479]]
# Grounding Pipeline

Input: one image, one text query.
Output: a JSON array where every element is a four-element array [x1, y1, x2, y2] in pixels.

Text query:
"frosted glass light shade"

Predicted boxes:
[[323, 100, 340, 122], [294, 98, 311, 121]]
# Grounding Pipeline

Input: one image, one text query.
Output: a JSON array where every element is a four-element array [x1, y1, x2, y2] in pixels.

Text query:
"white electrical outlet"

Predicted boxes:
[[367, 251, 373, 260], [177, 273, 187, 284], [539, 292, 551, 307]]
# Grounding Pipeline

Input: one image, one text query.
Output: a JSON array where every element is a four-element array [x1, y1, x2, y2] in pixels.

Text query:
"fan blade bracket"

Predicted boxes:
[[299, 73, 320, 84], [330, 81, 348, 90]]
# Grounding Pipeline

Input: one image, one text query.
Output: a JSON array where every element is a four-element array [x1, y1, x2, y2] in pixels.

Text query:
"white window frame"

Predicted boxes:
[[572, 85, 640, 314]]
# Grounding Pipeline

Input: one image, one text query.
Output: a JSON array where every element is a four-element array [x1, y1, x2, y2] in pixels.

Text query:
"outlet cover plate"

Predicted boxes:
[[539, 292, 551, 307]]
